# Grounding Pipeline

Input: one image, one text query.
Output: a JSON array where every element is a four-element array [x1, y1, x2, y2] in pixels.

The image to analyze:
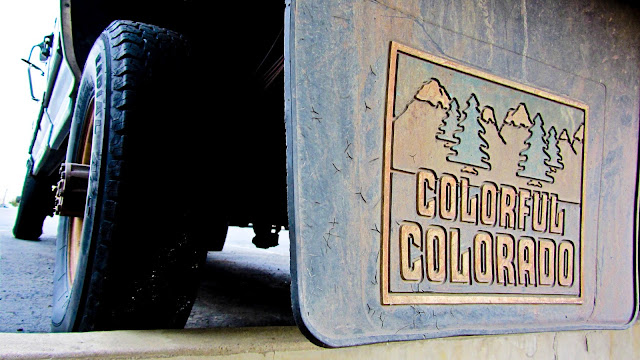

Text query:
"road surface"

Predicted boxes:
[[0, 207, 294, 333]]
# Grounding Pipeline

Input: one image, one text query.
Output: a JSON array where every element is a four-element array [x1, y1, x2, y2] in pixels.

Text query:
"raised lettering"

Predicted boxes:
[[538, 238, 556, 286], [518, 189, 531, 231], [518, 237, 537, 286], [549, 194, 565, 235], [474, 232, 493, 283], [532, 191, 549, 232], [399, 223, 423, 282], [460, 178, 477, 224], [480, 182, 498, 226], [558, 240, 574, 287], [426, 226, 447, 283], [449, 228, 470, 283], [417, 170, 436, 218], [439, 174, 457, 220], [500, 185, 517, 229], [496, 234, 516, 285]]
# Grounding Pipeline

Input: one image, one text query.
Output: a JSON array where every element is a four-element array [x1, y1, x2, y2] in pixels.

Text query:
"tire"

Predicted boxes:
[[52, 20, 210, 332], [13, 170, 53, 240]]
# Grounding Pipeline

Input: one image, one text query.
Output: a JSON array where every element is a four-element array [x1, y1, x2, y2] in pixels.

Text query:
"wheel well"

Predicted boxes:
[[66, 1, 289, 228], [67, 2, 284, 73], [67, 0, 192, 72]]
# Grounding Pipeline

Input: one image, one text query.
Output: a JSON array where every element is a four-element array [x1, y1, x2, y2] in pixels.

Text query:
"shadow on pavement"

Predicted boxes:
[[187, 227, 295, 328]]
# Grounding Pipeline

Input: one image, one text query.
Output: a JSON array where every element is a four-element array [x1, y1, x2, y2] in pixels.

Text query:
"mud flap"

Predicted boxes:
[[284, 0, 639, 347]]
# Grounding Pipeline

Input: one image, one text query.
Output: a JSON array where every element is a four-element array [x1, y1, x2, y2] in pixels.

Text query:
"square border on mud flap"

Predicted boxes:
[[381, 42, 588, 305]]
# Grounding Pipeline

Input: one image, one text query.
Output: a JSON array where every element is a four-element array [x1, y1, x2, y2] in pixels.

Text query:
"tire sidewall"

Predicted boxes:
[[52, 20, 210, 332], [52, 35, 110, 331]]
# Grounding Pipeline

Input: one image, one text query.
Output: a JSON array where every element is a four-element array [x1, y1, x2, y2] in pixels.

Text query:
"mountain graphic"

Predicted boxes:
[[414, 78, 452, 109], [391, 78, 585, 202], [503, 103, 533, 128], [392, 81, 454, 173], [481, 106, 506, 145]]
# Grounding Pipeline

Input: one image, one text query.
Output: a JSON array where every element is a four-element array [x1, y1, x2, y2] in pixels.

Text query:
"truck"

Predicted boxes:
[[13, 0, 639, 348], [14, 1, 287, 332]]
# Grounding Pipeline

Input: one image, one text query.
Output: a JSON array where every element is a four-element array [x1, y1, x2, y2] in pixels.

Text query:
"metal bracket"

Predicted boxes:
[[252, 223, 281, 249], [54, 163, 89, 217]]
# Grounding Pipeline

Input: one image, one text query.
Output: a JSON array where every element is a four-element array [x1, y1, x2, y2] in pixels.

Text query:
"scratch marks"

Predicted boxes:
[[323, 218, 340, 250], [366, 303, 386, 328], [372, 2, 446, 56], [311, 107, 322, 123], [322, 234, 333, 249], [356, 188, 367, 203], [478, 0, 495, 64], [344, 140, 351, 154], [344, 140, 354, 160], [371, 250, 380, 285], [323, 228, 339, 249], [521, 0, 529, 80], [584, 333, 589, 352]]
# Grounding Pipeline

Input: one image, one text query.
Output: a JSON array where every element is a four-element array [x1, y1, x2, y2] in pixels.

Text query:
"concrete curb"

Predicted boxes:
[[1, 324, 639, 359]]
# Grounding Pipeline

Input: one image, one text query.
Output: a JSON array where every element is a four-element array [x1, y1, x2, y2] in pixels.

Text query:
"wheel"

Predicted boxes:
[[52, 20, 210, 332], [13, 170, 54, 240]]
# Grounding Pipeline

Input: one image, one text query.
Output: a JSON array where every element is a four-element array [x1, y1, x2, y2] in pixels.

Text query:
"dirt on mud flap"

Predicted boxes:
[[284, 0, 639, 347]]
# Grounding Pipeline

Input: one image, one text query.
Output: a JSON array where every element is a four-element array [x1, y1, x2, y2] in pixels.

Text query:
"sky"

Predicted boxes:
[[0, 1, 58, 202]]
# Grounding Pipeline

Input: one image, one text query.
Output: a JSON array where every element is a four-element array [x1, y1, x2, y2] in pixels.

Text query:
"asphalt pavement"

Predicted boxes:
[[0, 207, 57, 333], [0, 207, 294, 333]]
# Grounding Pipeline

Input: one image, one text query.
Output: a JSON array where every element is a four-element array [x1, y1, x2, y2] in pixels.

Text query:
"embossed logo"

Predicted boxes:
[[381, 42, 586, 304]]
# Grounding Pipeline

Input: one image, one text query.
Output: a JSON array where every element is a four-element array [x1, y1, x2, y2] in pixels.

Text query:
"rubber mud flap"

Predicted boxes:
[[284, 0, 640, 347]]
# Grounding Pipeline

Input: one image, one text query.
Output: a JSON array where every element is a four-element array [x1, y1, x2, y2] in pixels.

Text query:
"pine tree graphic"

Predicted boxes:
[[436, 98, 460, 144], [517, 113, 553, 182], [447, 94, 490, 170], [545, 126, 564, 171]]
